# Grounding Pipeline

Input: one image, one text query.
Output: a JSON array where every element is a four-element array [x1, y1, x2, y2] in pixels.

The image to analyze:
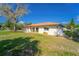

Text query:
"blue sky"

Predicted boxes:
[[0, 3, 79, 24]]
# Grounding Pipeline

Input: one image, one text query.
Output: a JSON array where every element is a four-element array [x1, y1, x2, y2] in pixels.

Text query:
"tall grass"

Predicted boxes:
[[0, 31, 79, 55]]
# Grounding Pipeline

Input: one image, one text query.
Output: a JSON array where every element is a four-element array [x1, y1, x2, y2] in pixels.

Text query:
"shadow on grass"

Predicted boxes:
[[0, 37, 41, 56]]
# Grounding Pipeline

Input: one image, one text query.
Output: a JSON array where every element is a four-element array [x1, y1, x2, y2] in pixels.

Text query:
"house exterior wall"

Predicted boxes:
[[25, 27, 64, 36], [48, 28, 58, 35], [38, 27, 44, 33], [49, 28, 64, 36], [25, 28, 31, 33], [38, 27, 64, 36]]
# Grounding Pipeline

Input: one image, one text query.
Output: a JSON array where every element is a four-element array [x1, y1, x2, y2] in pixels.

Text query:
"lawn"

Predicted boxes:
[[0, 31, 79, 56]]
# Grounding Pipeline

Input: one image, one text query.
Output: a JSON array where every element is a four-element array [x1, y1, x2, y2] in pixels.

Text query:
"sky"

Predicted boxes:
[[0, 3, 79, 24]]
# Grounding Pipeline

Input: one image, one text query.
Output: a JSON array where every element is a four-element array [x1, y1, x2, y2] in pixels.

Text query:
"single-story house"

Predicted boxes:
[[24, 22, 64, 36]]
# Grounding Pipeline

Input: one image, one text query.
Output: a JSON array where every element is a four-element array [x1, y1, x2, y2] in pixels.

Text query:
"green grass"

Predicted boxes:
[[0, 31, 79, 56]]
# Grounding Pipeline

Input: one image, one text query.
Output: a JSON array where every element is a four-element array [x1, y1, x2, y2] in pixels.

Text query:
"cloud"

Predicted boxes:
[[76, 16, 79, 21], [61, 21, 68, 24], [18, 21, 25, 24]]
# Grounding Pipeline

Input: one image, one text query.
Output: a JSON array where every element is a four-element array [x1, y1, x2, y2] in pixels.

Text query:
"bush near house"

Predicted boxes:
[[64, 29, 79, 41], [63, 18, 79, 41], [64, 30, 78, 38]]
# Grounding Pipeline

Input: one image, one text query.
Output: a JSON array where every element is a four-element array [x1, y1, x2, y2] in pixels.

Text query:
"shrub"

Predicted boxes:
[[64, 30, 79, 41]]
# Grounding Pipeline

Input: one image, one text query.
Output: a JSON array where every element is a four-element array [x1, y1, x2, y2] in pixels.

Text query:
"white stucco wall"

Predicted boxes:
[[57, 29, 64, 36], [38, 27, 44, 34], [25, 27, 64, 36], [49, 28, 64, 36], [25, 28, 31, 33], [38, 27, 64, 36], [48, 28, 58, 35]]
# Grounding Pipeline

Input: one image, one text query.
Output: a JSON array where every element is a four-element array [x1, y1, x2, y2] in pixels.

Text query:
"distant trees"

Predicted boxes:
[[64, 18, 75, 29], [64, 18, 79, 41], [68, 18, 76, 30], [0, 4, 28, 31], [0, 23, 3, 30], [16, 22, 25, 30], [25, 22, 32, 25], [76, 24, 79, 29], [68, 18, 76, 39], [5, 20, 14, 30], [0, 21, 32, 31], [0, 23, 7, 30]]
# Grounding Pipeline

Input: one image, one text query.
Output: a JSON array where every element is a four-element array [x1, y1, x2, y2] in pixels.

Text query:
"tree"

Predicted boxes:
[[0, 23, 3, 30], [69, 18, 75, 35], [4, 20, 14, 30], [25, 22, 32, 25], [68, 18, 75, 30], [0, 3, 28, 31], [76, 24, 79, 29], [16, 22, 25, 30], [67, 18, 76, 39]]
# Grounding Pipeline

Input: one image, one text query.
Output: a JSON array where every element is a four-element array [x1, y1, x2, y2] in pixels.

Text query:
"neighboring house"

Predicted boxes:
[[24, 22, 64, 36]]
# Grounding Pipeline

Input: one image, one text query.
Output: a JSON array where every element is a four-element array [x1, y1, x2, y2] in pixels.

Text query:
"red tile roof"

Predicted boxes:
[[26, 22, 59, 27]]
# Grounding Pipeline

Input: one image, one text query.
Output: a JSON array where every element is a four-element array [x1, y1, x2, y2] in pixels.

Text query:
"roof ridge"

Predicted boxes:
[[33, 22, 59, 24]]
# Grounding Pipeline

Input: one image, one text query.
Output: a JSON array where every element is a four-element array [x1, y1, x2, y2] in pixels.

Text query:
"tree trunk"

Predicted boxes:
[[13, 18, 17, 32], [14, 24, 16, 32]]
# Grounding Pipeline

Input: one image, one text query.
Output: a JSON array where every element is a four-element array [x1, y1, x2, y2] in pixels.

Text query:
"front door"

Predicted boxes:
[[36, 27, 38, 32]]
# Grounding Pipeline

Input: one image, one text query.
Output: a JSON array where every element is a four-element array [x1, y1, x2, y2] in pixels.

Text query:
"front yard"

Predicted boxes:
[[0, 31, 79, 56]]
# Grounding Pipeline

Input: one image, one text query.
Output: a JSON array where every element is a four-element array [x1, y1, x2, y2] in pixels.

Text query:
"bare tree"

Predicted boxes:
[[0, 3, 28, 31]]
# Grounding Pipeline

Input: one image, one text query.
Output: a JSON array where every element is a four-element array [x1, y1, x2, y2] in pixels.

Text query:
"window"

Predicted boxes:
[[44, 27, 49, 31]]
